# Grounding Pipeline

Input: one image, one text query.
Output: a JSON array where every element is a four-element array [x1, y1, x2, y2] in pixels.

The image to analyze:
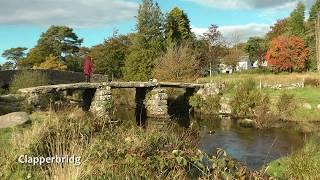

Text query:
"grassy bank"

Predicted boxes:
[[198, 72, 320, 86], [0, 109, 268, 179], [267, 139, 320, 179]]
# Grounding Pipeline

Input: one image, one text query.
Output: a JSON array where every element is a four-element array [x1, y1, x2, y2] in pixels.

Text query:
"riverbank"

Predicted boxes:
[[0, 110, 270, 179], [198, 72, 320, 86], [266, 138, 320, 179]]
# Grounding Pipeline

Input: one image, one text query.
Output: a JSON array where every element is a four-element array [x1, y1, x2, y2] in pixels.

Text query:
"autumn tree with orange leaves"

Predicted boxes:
[[265, 36, 309, 72]]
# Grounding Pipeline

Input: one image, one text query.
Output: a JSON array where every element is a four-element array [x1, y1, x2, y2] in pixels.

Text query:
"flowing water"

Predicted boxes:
[[114, 105, 307, 170]]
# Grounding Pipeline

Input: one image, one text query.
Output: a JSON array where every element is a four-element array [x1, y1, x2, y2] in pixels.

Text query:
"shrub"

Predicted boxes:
[[277, 93, 297, 120], [10, 70, 49, 93], [230, 79, 262, 117], [254, 94, 276, 128], [304, 77, 320, 87], [153, 44, 200, 82], [189, 94, 221, 114]]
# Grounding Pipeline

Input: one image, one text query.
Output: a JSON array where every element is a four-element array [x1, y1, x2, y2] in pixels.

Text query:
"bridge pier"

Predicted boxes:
[[90, 86, 113, 119], [145, 88, 170, 119], [26, 92, 41, 110], [135, 87, 147, 124]]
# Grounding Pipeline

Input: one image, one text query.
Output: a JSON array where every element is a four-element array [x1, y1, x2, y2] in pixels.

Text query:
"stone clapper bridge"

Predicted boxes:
[[18, 82, 209, 119]]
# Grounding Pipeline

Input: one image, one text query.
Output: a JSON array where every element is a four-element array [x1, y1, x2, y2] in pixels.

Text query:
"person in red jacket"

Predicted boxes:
[[83, 56, 93, 82]]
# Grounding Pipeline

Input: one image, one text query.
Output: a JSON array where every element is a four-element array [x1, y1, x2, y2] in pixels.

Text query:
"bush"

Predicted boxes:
[[254, 94, 276, 128], [153, 44, 200, 82], [304, 77, 320, 87], [189, 94, 221, 114], [10, 71, 49, 93], [230, 79, 262, 117], [277, 93, 297, 120]]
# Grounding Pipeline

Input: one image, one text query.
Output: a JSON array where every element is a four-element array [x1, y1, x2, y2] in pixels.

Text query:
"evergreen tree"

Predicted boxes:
[[1, 47, 28, 69], [165, 7, 192, 45], [306, 0, 320, 71], [287, 2, 305, 38], [309, 0, 320, 23], [26, 26, 83, 68], [123, 0, 164, 81], [90, 33, 130, 79]]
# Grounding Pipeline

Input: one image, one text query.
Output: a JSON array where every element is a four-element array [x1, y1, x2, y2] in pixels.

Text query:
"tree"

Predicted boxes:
[[224, 46, 243, 70], [2, 47, 28, 69], [123, 0, 164, 81], [223, 33, 245, 71], [26, 26, 83, 67], [1, 61, 15, 70], [90, 33, 130, 79], [36, 54, 67, 70], [202, 24, 227, 76], [287, 2, 305, 38], [306, 0, 320, 71], [265, 36, 309, 72], [308, 0, 320, 24], [266, 19, 288, 41], [245, 37, 267, 65], [165, 7, 192, 45], [153, 44, 199, 81], [65, 47, 90, 72]]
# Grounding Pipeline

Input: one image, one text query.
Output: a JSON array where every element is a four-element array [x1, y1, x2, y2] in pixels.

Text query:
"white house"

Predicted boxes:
[[219, 63, 233, 74], [236, 56, 252, 72], [253, 60, 268, 68]]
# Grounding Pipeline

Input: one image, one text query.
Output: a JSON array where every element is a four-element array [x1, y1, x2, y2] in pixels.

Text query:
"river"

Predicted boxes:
[[114, 105, 307, 170]]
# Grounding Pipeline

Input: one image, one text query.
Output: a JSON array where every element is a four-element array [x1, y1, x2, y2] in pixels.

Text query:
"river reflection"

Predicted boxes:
[[114, 105, 307, 170]]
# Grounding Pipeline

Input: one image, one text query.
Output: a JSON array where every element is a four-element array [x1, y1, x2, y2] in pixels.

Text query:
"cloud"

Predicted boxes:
[[0, 0, 138, 28], [182, 0, 313, 10], [192, 23, 270, 43]]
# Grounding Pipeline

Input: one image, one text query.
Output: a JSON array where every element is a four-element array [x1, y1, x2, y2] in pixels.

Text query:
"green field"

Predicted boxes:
[[198, 72, 320, 86]]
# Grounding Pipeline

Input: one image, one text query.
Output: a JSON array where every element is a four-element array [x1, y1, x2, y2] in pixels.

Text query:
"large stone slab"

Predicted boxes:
[[0, 112, 30, 128]]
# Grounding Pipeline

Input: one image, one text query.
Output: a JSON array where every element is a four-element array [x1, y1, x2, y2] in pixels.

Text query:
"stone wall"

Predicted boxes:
[[0, 70, 108, 87], [196, 83, 221, 97], [90, 85, 112, 119], [145, 88, 170, 118]]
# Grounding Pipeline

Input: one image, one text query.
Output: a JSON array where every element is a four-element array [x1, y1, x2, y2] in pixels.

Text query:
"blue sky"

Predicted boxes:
[[0, 0, 314, 63]]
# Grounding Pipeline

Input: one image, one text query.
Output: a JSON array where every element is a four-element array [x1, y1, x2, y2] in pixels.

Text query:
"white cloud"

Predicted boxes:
[[192, 23, 270, 43], [0, 0, 138, 28], [182, 0, 313, 10]]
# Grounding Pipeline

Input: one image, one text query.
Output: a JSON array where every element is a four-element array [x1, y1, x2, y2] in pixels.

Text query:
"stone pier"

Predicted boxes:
[[145, 88, 170, 119], [26, 92, 41, 110], [135, 88, 148, 124], [90, 86, 113, 119]]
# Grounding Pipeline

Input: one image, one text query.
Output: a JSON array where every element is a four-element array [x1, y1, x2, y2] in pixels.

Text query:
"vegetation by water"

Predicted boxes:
[[267, 139, 320, 179], [0, 109, 271, 179]]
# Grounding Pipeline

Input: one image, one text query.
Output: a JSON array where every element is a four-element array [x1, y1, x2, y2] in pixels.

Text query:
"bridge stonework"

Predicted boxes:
[[90, 86, 112, 119], [145, 88, 170, 119], [18, 82, 204, 119]]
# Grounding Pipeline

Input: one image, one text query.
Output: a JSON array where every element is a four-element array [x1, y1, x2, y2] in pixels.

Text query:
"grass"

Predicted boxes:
[[198, 72, 320, 85], [222, 83, 320, 122], [0, 109, 268, 179], [267, 139, 320, 179], [264, 87, 320, 106]]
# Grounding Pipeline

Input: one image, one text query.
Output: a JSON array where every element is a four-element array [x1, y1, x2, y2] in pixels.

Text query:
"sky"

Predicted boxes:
[[0, 0, 315, 63]]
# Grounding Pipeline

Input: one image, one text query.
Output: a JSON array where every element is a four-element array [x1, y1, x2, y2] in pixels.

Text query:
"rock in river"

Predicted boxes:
[[0, 112, 30, 128], [238, 119, 256, 128]]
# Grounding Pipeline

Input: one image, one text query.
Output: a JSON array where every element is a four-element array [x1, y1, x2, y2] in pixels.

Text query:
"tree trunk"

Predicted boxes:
[[316, 13, 320, 72]]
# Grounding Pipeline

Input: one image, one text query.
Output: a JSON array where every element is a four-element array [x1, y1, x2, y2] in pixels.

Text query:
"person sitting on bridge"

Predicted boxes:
[[83, 56, 93, 82]]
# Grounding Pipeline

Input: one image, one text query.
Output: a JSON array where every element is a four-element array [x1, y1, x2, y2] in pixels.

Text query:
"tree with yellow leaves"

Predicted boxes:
[[35, 54, 67, 70]]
